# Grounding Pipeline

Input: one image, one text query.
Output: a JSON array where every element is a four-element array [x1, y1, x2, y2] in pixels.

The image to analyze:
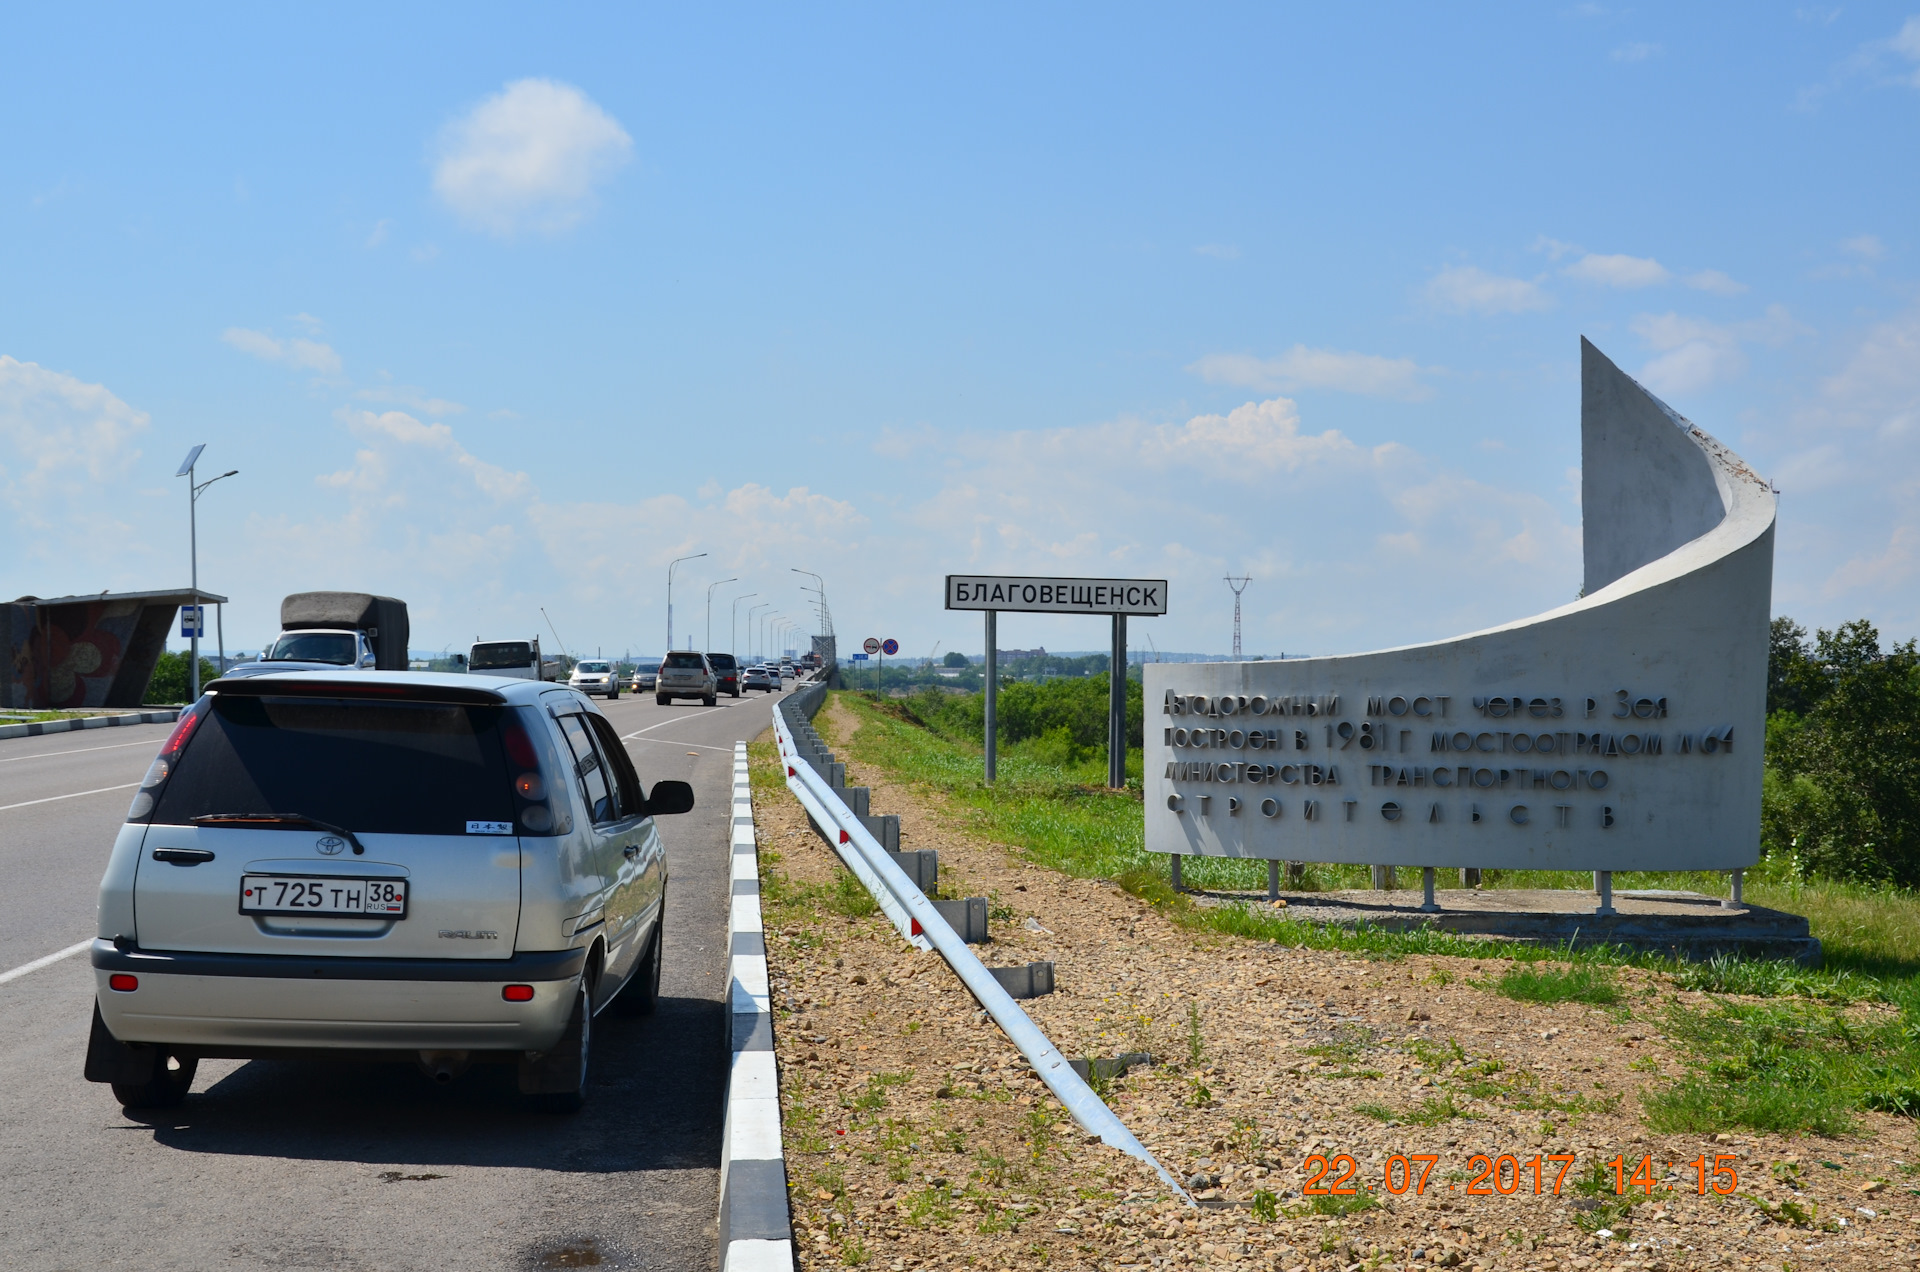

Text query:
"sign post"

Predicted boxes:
[[945, 575, 1168, 789]]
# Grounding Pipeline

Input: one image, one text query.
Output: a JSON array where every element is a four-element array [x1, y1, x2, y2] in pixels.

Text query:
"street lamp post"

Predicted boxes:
[[791, 568, 831, 635], [731, 593, 757, 662], [175, 445, 238, 701], [748, 604, 771, 661], [705, 578, 738, 654], [666, 553, 706, 652]]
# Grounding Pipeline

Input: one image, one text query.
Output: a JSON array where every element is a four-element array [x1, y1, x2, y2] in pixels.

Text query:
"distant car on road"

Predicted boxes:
[[630, 661, 660, 692], [468, 638, 563, 682], [743, 665, 778, 693], [707, 653, 741, 698], [570, 659, 620, 699], [655, 651, 715, 706], [87, 671, 695, 1113]]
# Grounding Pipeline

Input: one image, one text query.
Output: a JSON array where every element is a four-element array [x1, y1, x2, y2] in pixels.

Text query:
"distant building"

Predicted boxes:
[[996, 647, 1046, 661]]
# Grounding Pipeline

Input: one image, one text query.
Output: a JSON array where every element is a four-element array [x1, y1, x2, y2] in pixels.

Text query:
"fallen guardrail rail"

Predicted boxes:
[[772, 691, 1194, 1205]]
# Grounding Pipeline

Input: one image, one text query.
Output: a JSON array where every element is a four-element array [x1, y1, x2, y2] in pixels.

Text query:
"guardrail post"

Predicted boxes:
[[1108, 612, 1127, 789]]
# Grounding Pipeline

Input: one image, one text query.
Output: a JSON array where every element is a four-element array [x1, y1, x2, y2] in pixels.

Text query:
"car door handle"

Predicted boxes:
[[623, 845, 640, 858], [152, 848, 215, 866]]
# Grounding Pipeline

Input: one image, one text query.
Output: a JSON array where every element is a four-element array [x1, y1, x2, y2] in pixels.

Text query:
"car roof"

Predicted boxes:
[[209, 669, 554, 705]]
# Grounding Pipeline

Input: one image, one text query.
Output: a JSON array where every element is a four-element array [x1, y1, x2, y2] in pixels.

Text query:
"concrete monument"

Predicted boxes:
[[1144, 341, 1775, 894]]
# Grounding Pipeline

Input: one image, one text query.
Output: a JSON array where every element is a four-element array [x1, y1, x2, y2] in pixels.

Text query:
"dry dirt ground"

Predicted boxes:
[[749, 702, 1919, 1272]]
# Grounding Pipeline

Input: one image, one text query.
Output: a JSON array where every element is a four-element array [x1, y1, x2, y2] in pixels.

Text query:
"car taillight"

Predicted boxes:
[[502, 984, 534, 1002], [109, 974, 138, 992]]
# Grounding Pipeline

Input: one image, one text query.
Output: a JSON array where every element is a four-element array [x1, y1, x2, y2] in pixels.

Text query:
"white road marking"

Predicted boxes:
[[0, 739, 157, 764], [621, 708, 733, 739], [0, 939, 92, 988], [626, 738, 732, 753], [0, 782, 141, 813]]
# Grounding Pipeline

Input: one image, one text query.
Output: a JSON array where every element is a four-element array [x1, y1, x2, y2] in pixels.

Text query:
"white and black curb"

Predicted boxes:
[[720, 740, 794, 1272], [0, 708, 180, 741]]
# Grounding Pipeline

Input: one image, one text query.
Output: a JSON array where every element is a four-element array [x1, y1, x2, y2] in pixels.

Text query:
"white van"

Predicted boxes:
[[469, 639, 561, 682]]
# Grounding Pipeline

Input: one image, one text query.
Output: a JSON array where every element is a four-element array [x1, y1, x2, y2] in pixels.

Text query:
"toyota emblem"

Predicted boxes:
[[315, 835, 347, 856]]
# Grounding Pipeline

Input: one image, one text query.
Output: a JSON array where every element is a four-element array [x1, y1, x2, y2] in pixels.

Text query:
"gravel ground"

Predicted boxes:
[[752, 703, 1920, 1272]]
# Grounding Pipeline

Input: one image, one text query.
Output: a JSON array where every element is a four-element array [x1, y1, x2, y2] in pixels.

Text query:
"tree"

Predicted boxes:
[[143, 651, 221, 705], [1762, 619, 1920, 886], [943, 650, 971, 668]]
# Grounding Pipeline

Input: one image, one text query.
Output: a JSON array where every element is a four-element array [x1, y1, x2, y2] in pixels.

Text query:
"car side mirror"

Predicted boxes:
[[644, 780, 695, 817]]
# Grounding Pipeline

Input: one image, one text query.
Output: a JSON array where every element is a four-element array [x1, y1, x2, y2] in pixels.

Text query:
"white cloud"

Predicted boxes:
[[1531, 236, 1582, 261], [1187, 346, 1434, 401], [1564, 252, 1670, 288], [220, 327, 342, 374], [325, 409, 530, 502], [0, 355, 149, 518], [1611, 42, 1663, 62], [1893, 16, 1920, 84], [1841, 233, 1886, 260], [433, 79, 633, 236], [1632, 304, 1807, 395], [366, 219, 391, 248], [353, 385, 467, 417], [1683, 269, 1747, 295], [1423, 265, 1554, 315]]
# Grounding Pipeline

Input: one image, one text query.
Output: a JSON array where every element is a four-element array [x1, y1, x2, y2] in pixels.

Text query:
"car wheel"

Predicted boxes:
[[703, 693, 717, 706], [612, 919, 663, 1017], [111, 1050, 198, 1110], [609, 685, 619, 699], [525, 978, 591, 1114], [656, 694, 670, 706]]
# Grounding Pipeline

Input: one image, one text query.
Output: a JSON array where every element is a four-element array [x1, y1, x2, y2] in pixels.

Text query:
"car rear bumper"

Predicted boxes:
[[92, 940, 582, 1052]]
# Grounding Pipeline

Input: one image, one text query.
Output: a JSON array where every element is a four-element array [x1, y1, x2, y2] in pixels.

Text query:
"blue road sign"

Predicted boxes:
[[880, 638, 899, 656], [180, 606, 204, 638]]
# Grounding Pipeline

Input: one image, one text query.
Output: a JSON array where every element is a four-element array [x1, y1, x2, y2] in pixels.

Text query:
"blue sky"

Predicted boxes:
[[3, 5, 1916, 661]]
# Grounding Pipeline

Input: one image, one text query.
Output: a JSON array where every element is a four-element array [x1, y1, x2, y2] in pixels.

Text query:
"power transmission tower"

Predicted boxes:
[[1224, 575, 1250, 659]]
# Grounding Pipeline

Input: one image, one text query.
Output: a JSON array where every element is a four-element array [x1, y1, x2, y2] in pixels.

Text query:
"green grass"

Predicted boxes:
[[823, 690, 1920, 1002], [1495, 964, 1622, 1006], [1641, 997, 1920, 1135]]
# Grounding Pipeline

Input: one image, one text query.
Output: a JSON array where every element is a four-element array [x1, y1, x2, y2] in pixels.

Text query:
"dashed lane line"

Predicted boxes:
[[0, 940, 92, 988], [0, 738, 158, 764], [0, 782, 141, 814]]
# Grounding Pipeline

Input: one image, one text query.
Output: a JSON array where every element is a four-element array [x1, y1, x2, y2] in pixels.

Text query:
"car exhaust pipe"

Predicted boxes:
[[417, 1050, 471, 1084]]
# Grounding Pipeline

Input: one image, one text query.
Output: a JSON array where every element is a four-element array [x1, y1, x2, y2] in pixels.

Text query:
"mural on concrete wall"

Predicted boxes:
[[3, 591, 210, 710]]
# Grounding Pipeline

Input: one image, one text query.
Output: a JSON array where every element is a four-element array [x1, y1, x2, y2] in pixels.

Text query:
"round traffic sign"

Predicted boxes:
[[881, 638, 899, 656], [863, 637, 881, 655]]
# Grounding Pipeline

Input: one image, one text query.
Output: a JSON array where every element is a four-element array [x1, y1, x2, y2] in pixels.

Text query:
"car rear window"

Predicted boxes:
[[149, 695, 514, 835], [663, 652, 705, 669], [708, 655, 736, 670]]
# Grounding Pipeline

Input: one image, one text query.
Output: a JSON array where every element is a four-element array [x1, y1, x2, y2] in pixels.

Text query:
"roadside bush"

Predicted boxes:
[[891, 676, 1142, 763], [143, 651, 220, 705]]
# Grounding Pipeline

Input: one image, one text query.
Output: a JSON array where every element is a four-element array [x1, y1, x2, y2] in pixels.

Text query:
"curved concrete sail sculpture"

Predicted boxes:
[[1145, 340, 1775, 873]]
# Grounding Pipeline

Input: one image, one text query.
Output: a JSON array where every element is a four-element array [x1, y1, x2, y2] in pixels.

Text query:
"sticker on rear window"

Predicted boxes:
[[466, 821, 514, 835]]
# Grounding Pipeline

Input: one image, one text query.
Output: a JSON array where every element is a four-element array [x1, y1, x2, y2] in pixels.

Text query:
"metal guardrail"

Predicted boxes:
[[772, 691, 1194, 1205]]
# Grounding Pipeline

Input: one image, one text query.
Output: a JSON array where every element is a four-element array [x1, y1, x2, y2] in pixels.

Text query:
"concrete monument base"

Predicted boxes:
[[1192, 887, 1820, 966]]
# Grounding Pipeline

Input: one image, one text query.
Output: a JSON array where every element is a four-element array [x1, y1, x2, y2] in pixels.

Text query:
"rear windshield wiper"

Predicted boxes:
[[190, 813, 366, 856]]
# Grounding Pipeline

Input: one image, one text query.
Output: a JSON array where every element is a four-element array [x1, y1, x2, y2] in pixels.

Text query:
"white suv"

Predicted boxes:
[[569, 659, 620, 699], [85, 671, 692, 1113]]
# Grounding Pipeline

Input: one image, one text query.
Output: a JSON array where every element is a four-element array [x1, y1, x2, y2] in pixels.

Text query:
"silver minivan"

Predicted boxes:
[[85, 671, 690, 1113]]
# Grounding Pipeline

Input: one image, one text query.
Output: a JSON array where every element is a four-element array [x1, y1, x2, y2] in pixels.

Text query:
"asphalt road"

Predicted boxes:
[[0, 685, 788, 1272]]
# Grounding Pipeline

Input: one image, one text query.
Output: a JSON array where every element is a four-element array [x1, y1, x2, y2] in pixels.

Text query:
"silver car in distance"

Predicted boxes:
[[86, 671, 692, 1114]]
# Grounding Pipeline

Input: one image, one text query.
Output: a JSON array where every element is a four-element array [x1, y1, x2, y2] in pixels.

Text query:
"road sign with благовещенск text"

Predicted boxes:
[[944, 575, 1168, 615]]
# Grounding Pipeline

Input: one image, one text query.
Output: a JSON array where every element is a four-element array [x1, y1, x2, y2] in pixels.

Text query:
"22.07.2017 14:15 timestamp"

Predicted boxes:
[[1303, 1153, 1741, 1198]]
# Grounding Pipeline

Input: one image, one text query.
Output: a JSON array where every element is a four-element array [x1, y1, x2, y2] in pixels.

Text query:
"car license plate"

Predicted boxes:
[[240, 875, 408, 918]]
